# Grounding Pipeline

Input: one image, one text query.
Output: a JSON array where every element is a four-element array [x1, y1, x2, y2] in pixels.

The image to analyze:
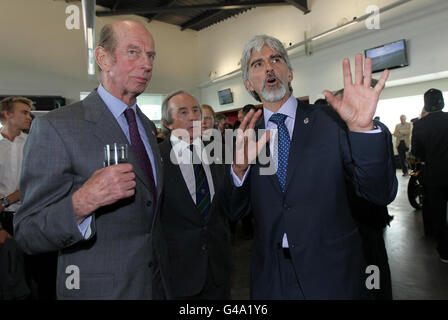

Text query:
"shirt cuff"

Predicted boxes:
[[230, 166, 251, 187], [77, 216, 92, 239]]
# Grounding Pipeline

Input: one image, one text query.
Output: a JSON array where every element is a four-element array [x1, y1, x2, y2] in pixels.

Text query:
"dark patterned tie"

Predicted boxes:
[[269, 113, 290, 192], [190, 144, 211, 219], [124, 108, 157, 201]]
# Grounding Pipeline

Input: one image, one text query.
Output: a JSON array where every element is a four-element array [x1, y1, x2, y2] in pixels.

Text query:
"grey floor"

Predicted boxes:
[[230, 171, 448, 300]]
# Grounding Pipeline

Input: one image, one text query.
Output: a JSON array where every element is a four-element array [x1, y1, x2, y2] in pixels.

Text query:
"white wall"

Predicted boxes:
[[1, 0, 448, 110], [0, 0, 199, 104], [197, 0, 448, 111]]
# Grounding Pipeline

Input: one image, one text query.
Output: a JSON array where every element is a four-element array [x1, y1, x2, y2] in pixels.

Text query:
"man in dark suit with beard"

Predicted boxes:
[[230, 35, 397, 299]]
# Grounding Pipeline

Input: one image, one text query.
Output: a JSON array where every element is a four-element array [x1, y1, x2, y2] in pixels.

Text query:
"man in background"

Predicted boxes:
[[0, 97, 33, 300], [215, 113, 230, 134], [412, 88, 448, 263], [394, 114, 411, 176]]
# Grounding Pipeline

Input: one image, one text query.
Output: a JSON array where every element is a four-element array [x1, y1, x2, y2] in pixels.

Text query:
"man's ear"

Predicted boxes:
[[162, 120, 173, 131], [95, 46, 112, 72], [2, 110, 11, 120], [288, 69, 293, 83], [245, 79, 254, 92]]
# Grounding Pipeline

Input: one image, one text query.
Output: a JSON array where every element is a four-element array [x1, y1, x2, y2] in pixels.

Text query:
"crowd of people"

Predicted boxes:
[[0, 19, 447, 300]]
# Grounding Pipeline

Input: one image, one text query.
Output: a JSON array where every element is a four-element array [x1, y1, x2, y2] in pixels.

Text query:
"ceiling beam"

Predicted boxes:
[[146, 0, 178, 23], [285, 0, 310, 14], [96, 1, 287, 17], [112, 0, 122, 11], [181, 9, 225, 31]]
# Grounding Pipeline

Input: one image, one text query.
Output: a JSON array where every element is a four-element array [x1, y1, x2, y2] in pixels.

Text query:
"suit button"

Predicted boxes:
[[146, 201, 152, 207], [202, 244, 207, 251], [148, 261, 153, 268], [203, 226, 208, 231], [283, 204, 289, 210]]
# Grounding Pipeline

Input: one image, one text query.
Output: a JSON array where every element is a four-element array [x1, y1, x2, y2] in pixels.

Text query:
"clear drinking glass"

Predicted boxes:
[[103, 143, 128, 167]]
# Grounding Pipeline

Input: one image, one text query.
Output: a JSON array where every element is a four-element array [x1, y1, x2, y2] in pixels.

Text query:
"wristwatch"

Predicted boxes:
[[1, 197, 10, 208]]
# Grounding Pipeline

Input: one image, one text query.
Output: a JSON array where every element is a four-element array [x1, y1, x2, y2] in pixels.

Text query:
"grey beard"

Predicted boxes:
[[261, 81, 287, 102]]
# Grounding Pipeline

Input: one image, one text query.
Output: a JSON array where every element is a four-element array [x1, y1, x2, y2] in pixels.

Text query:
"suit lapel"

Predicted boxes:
[[284, 100, 315, 192], [83, 90, 129, 147], [204, 141, 221, 222], [83, 91, 141, 180], [82, 90, 154, 193], [159, 139, 200, 216]]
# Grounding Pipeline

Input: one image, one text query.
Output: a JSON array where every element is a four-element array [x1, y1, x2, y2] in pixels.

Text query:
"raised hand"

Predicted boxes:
[[323, 54, 389, 132], [232, 109, 271, 180]]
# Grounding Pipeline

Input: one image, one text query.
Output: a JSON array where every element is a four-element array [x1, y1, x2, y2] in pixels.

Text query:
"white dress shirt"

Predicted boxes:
[[170, 135, 215, 203], [0, 131, 27, 213]]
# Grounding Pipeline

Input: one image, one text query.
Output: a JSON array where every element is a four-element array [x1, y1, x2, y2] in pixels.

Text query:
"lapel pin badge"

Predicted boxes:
[[304, 117, 309, 124]]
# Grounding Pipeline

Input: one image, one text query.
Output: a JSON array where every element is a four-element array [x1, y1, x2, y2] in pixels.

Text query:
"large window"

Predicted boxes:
[[375, 91, 448, 132]]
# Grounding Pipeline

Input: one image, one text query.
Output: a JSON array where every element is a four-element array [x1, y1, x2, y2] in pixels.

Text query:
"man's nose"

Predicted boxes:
[[189, 111, 201, 122], [141, 55, 153, 71], [265, 60, 274, 73]]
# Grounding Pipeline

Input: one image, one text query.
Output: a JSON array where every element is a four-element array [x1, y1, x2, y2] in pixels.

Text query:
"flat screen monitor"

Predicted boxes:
[[365, 39, 409, 73], [218, 88, 233, 105]]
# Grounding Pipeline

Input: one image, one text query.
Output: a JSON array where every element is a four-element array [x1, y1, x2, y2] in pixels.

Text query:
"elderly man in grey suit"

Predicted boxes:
[[14, 20, 168, 299]]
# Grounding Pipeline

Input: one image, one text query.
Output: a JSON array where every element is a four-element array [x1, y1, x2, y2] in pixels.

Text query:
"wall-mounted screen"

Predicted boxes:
[[218, 88, 233, 105], [365, 39, 409, 73]]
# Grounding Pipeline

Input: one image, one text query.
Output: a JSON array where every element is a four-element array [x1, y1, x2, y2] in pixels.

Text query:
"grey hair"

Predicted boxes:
[[161, 90, 202, 129], [241, 35, 293, 102]]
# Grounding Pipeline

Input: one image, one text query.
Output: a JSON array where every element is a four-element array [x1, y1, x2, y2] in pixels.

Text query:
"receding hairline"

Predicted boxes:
[[111, 20, 153, 40], [167, 92, 199, 109]]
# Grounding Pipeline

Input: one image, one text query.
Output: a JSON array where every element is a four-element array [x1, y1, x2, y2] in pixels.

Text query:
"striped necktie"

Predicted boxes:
[[190, 144, 211, 219]]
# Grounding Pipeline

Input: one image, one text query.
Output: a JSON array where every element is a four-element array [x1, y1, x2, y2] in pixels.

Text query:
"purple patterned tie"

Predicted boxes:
[[124, 108, 157, 201]]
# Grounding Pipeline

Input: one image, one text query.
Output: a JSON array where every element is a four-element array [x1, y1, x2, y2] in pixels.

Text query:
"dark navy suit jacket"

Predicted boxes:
[[232, 100, 397, 299]]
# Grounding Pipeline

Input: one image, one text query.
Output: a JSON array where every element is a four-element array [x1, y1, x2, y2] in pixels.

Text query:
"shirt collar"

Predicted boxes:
[[170, 134, 202, 152], [263, 94, 297, 127], [97, 84, 137, 120], [0, 131, 27, 143]]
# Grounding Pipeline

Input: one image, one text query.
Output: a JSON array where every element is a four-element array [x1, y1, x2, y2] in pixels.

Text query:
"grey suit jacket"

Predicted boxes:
[[14, 90, 168, 299]]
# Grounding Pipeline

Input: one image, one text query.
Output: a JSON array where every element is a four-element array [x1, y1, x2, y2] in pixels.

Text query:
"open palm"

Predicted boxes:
[[324, 54, 389, 132]]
